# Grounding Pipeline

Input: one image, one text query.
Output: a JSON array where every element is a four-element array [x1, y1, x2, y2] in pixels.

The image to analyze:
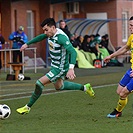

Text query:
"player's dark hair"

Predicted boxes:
[[41, 18, 56, 27], [129, 16, 133, 20]]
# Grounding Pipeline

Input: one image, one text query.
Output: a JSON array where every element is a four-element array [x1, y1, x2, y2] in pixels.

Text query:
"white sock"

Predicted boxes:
[[84, 85, 87, 91]]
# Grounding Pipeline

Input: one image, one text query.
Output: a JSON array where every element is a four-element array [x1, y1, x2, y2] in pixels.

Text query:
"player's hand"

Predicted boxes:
[[20, 44, 28, 51], [66, 69, 76, 80], [104, 55, 112, 63]]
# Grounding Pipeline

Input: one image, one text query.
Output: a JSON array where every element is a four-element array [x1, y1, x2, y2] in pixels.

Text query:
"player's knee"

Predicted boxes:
[[35, 80, 44, 95], [116, 89, 120, 95], [54, 81, 64, 91], [56, 84, 64, 91], [116, 85, 123, 95], [119, 91, 128, 98]]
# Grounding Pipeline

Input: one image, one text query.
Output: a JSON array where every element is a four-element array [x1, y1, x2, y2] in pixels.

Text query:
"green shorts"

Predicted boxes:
[[46, 67, 68, 83]]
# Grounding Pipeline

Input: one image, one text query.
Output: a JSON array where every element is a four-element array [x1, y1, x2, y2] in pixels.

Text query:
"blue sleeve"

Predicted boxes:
[[23, 34, 28, 43], [9, 32, 15, 40]]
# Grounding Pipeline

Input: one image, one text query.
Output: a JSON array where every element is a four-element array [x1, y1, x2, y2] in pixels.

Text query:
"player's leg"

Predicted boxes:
[[27, 76, 49, 107], [16, 75, 50, 114], [54, 79, 95, 97], [50, 67, 95, 97], [116, 87, 129, 112], [107, 69, 131, 118]]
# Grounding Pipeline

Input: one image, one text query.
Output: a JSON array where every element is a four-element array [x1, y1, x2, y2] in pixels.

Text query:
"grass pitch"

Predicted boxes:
[[0, 64, 133, 133]]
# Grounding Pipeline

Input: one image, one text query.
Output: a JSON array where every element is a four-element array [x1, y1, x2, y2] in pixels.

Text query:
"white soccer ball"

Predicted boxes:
[[0, 104, 11, 120], [18, 74, 24, 81]]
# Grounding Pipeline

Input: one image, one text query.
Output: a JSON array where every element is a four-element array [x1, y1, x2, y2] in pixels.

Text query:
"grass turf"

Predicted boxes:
[[0, 64, 133, 132], [0, 87, 132, 133]]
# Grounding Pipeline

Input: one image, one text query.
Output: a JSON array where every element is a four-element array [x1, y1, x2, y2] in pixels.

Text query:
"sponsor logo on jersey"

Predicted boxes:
[[49, 41, 54, 50], [48, 71, 54, 77]]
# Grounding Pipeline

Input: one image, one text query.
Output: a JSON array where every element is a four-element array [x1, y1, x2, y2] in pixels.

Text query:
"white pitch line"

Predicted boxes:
[[0, 90, 71, 101], [0, 88, 54, 97], [0, 88, 32, 92], [0, 83, 118, 101]]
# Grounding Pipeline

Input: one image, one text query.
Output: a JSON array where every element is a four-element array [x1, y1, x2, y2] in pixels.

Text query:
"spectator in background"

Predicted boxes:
[[100, 34, 113, 54], [81, 35, 96, 65], [9, 26, 28, 73], [81, 35, 91, 52], [89, 34, 101, 58], [73, 32, 78, 40], [71, 34, 94, 68], [75, 35, 83, 50], [70, 34, 79, 48], [59, 20, 71, 39], [0, 29, 5, 70], [0, 29, 5, 45], [70, 34, 83, 49]]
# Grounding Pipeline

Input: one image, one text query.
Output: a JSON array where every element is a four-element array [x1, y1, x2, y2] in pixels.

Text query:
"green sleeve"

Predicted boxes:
[[58, 35, 77, 65], [27, 34, 47, 45]]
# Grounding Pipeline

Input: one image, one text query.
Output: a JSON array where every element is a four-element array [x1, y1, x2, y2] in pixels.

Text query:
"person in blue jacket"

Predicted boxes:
[[9, 26, 28, 73]]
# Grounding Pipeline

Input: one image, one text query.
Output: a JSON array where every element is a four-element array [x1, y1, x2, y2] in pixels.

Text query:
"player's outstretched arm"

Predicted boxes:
[[104, 55, 112, 63], [104, 45, 129, 63]]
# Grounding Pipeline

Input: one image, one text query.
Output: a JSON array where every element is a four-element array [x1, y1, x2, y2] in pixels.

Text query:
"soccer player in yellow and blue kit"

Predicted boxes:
[[16, 18, 95, 114], [104, 16, 133, 118]]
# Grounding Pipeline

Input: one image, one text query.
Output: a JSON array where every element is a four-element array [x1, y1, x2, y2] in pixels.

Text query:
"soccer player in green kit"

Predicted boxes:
[[16, 18, 95, 114]]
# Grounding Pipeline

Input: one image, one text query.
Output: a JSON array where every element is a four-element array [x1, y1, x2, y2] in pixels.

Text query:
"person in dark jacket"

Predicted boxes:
[[59, 20, 71, 39], [0, 29, 5, 70], [9, 26, 28, 73], [81, 35, 91, 52]]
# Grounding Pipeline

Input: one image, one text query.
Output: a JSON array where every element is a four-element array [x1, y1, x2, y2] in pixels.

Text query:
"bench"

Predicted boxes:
[[8, 63, 25, 80]]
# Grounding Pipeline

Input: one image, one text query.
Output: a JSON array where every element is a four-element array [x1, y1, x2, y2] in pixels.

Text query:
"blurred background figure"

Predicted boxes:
[[0, 29, 5, 45], [89, 34, 101, 58], [59, 20, 71, 39], [0, 29, 5, 70], [9, 26, 28, 73], [100, 34, 113, 54]]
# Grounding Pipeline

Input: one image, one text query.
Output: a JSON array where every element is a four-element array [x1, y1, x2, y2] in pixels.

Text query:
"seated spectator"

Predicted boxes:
[[100, 34, 113, 54], [71, 34, 95, 68], [74, 35, 83, 50], [81, 35, 91, 52], [81, 35, 96, 65], [89, 34, 110, 60], [70, 34, 79, 48], [73, 32, 78, 40], [89, 34, 101, 58]]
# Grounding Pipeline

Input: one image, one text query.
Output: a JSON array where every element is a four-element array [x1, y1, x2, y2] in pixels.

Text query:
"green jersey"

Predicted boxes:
[[89, 36, 101, 47], [27, 28, 77, 70]]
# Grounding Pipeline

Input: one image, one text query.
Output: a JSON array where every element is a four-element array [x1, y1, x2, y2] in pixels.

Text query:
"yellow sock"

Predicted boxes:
[[116, 97, 128, 112]]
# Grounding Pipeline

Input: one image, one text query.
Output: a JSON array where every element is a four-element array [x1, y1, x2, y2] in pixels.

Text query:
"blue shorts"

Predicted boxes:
[[119, 68, 133, 92]]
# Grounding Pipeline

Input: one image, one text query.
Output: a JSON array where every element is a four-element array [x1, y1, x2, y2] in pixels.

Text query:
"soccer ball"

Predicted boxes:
[[0, 104, 11, 120], [18, 74, 25, 81]]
